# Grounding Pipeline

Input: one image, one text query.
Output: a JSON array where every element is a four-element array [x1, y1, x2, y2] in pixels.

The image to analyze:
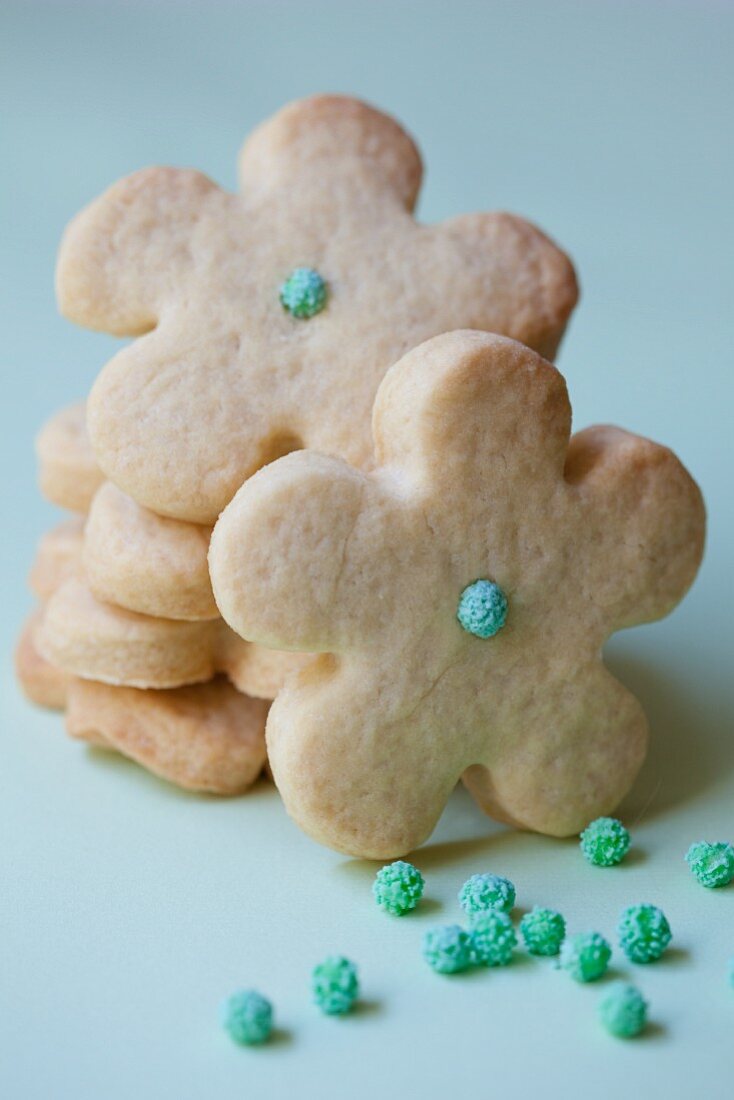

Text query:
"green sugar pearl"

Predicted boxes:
[[422, 925, 473, 974], [459, 873, 516, 915], [221, 989, 273, 1045], [580, 817, 631, 867], [312, 956, 359, 1016], [373, 860, 425, 916], [618, 904, 671, 963], [598, 982, 648, 1038], [457, 579, 508, 638], [280, 267, 328, 318], [469, 910, 517, 966], [559, 931, 612, 982], [685, 841, 734, 888], [519, 906, 566, 956]]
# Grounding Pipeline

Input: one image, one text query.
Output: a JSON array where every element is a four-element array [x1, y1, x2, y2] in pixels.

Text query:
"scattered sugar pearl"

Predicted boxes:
[[580, 817, 630, 867], [422, 925, 473, 974], [618, 904, 671, 963], [598, 982, 648, 1038], [520, 906, 566, 956], [469, 910, 517, 966], [459, 873, 515, 915], [685, 841, 734, 888], [221, 990, 273, 1045], [312, 955, 359, 1015], [373, 860, 425, 916], [559, 931, 612, 982]]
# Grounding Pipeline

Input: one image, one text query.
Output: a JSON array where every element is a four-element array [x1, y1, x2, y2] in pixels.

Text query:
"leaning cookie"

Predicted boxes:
[[37, 575, 306, 698], [66, 676, 268, 795], [28, 516, 85, 600], [58, 94, 577, 525], [36, 402, 104, 513], [210, 331, 705, 859]]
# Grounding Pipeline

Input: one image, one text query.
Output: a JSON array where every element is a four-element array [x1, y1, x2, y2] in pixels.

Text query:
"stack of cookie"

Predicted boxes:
[[15, 96, 704, 857]]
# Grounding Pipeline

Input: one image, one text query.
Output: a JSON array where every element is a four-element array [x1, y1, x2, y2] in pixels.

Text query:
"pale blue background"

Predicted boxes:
[[1, 2, 733, 1097]]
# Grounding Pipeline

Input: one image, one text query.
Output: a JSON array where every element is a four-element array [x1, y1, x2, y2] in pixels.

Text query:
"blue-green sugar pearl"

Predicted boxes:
[[469, 910, 517, 966], [559, 931, 612, 982], [221, 989, 273, 1045], [279, 267, 328, 319], [422, 925, 473, 974], [519, 906, 566, 956], [312, 956, 359, 1015], [373, 860, 425, 916], [580, 817, 631, 867], [618, 904, 671, 963], [685, 841, 734, 888], [598, 982, 648, 1038], [459, 873, 516, 915], [457, 579, 508, 638]]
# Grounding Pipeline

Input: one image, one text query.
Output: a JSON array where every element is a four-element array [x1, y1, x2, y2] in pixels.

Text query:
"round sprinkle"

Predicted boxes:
[[469, 910, 517, 966], [598, 982, 648, 1038], [459, 873, 515, 915], [279, 267, 327, 319], [559, 931, 611, 982], [457, 579, 508, 639], [618, 904, 671, 964], [580, 817, 631, 867], [519, 906, 566, 956], [373, 860, 425, 916], [221, 989, 273, 1045], [311, 956, 359, 1015], [422, 925, 473, 974], [685, 841, 734, 888]]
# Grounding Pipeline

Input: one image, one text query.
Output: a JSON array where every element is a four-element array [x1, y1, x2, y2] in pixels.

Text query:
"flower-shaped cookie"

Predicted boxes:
[[58, 95, 577, 523], [210, 331, 705, 858]]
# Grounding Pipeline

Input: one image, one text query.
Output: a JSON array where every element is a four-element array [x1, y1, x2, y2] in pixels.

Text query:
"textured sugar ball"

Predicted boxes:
[[422, 925, 473, 974], [685, 841, 734, 888], [457, 579, 508, 639], [279, 267, 328, 319], [469, 910, 517, 966], [618, 904, 672, 963], [459, 873, 515, 915], [312, 956, 359, 1015], [373, 860, 425, 915], [519, 906, 566, 956], [598, 982, 648, 1038], [221, 990, 273, 1045], [559, 932, 612, 982], [580, 817, 631, 867]]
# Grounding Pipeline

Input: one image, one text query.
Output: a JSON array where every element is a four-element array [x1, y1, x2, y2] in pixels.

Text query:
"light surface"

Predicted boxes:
[[1, 2, 733, 1098]]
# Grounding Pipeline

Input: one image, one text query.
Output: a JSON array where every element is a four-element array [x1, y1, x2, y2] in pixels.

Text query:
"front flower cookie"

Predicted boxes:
[[58, 94, 577, 523], [210, 331, 705, 859]]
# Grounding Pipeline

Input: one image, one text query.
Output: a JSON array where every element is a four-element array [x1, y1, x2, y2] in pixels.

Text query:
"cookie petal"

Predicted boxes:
[[238, 94, 423, 211], [566, 425, 706, 630], [56, 166, 220, 335]]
